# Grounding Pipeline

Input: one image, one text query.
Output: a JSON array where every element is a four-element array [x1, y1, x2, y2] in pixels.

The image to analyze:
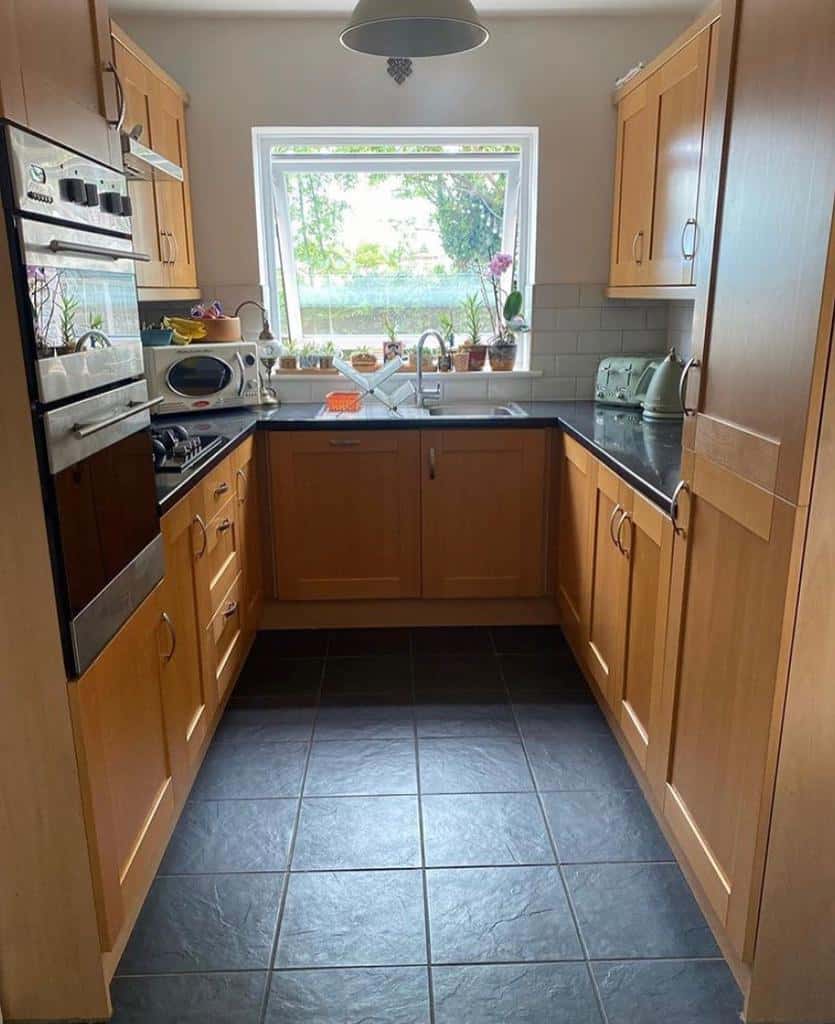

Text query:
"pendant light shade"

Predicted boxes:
[[340, 0, 489, 58]]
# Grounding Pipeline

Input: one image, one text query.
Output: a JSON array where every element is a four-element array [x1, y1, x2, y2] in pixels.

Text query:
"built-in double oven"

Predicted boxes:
[[2, 124, 163, 675]]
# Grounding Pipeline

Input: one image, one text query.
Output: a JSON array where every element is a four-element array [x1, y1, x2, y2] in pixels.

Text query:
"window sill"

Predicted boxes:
[[272, 370, 544, 381]]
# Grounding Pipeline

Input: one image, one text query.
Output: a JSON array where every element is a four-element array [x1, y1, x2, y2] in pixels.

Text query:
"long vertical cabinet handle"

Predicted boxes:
[[236, 468, 247, 504], [679, 357, 701, 416], [170, 230, 179, 266], [670, 480, 690, 537], [429, 446, 437, 480], [681, 218, 698, 260], [103, 62, 126, 132], [631, 230, 644, 265], [161, 612, 177, 663], [193, 514, 208, 557], [608, 503, 623, 547], [616, 511, 632, 557]]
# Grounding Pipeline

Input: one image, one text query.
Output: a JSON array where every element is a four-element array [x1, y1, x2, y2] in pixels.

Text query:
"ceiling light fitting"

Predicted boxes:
[[340, 0, 489, 59]]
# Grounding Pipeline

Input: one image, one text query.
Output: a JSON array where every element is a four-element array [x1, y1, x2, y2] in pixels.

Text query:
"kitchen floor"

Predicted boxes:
[[110, 626, 742, 1023]]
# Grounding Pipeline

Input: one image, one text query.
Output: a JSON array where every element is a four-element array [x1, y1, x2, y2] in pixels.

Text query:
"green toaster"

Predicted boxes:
[[595, 355, 660, 408]]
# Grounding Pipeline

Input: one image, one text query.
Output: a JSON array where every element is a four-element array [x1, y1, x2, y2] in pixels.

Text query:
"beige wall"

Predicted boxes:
[[118, 12, 691, 297]]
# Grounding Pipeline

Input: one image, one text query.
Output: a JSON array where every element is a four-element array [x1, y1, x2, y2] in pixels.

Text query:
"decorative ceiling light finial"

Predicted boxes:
[[387, 57, 414, 84], [340, 0, 489, 58]]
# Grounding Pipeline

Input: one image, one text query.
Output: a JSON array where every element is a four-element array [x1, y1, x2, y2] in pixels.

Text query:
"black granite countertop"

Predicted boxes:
[[154, 401, 682, 515]]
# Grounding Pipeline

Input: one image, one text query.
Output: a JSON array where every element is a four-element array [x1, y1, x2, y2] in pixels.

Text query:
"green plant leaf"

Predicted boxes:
[[503, 290, 523, 321]]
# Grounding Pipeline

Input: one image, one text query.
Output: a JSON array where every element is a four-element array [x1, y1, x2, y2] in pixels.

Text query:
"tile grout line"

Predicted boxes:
[[411, 628, 437, 1024], [255, 633, 328, 1024], [497, 639, 613, 1024]]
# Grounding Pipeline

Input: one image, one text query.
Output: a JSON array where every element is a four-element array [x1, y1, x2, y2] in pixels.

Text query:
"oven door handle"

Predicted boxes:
[[48, 239, 151, 263], [73, 396, 164, 439]]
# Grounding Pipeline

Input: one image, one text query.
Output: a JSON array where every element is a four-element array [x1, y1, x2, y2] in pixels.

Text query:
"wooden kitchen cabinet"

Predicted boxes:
[[422, 429, 547, 599], [608, 11, 718, 294], [269, 431, 421, 601], [112, 22, 199, 298], [159, 491, 212, 806], [68, 585, 176, 952], [555, 433, 594, 649], [0, 0, 121, 168], [234, 436, 264, 634]]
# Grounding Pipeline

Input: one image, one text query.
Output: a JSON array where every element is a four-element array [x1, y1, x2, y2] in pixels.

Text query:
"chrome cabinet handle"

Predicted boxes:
[[631, 230, 644, 265], [236, 468, 247, 504], [217, 518, 232, 534], [429, 446, 437, 480], [608, 503, 623, 547], [616, 510, 631, 557], [170, 230, 179, 265], [193, 514, 208, 557], [214, 481, 230, 497], [103, 61, 126, 132], [223, 600, 238, 619], [329, 439, 360, 447], [160, 230, 170, 264], [670, 480, 690, 536], [72, 396, 164, 438], [161, 612, 177, 663], [48, 239, 151, 262], [681, 217, 697, 260], [679, 356, 701, 416]]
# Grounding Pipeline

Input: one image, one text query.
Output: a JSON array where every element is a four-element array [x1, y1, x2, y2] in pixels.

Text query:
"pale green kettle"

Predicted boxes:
[[642, 348, 685, 421]]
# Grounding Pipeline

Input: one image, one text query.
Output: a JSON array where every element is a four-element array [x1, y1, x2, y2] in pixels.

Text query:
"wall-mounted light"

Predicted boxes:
[[340, 0, 489, 58]]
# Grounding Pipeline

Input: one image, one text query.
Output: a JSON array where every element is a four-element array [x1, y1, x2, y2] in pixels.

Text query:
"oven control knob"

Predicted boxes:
[[244, 354, 256, 366], [120, 194, 133, 217], [101, 191, 124, 215], [60, 177, 87, 204], [84, 183, 100, 207], [170, 424, 189, 441]]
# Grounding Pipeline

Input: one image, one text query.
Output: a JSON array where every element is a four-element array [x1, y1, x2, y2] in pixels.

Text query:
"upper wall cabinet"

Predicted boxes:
[[112, 21, 199, 299], [609, 8, 719, 298], [0, 0, 121, 167]]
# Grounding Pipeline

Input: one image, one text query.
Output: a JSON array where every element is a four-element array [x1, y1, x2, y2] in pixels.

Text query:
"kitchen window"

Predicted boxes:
[[253, 128, 538, 367]]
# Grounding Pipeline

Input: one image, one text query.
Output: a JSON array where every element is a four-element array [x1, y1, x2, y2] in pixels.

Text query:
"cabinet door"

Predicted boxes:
[[556, 434, 593, 651], [150, 78, 198, 290], [270, 431, 421, 601], [609, 83, 654, 286], [583, 462, 628, 708], [422, 429, 547, 599], [160, 494, 212, 805], [0, 0, 119, 167], [653, 451, 800, 960], [644, 29, 712, 286], [68, 586, 176, 951], [234, 436, 263, 632], [112, 37, 166, 288], [616, 488, 673, 776]]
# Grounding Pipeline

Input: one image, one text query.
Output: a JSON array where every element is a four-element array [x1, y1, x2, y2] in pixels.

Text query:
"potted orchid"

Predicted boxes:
[[480, 252, 530, 372]]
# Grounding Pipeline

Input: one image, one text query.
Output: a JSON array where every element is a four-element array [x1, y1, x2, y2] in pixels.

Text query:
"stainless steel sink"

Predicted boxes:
[[425, 402, 527, 418]]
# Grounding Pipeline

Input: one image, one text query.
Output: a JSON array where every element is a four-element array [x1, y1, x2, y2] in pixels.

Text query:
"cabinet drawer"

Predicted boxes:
[[202, 456, 236, 518], [208, 573, 245, 701], [205, 497, 241, 617]]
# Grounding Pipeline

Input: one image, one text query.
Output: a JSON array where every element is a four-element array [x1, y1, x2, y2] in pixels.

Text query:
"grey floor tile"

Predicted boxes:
[[321, 655, 412, 701], [413, 655, 505, 699], [433, 963, 602, 1024], [412, 626, 493, 655], [422, 793, 554, 867], [491, 625, 572, 656], [266, 967, 430, 1023], [215, 706, 316, 743], [305, 739, 417, 796], [276, 869, 426, 968], [249, 629, 328, 660], [232, 657, 323, 705], [427, 866, 583, 964], [593, 960, 743, 1024], [293, 796, 421, 870], [192, 741, 308, 800], [500, 653, 592, 699], [314, 703, 414, 741], [159, 799, 296, 874], [328, 627, 412, 657], [543, 790, 673, 864], [514, 701, 608, 736], [565, 863, 720, 959], [526, 731, 636, 792], [110, 972, 266, 1023], [419, 737, 533, 793], [415, 702, 517, 738], [117, 873, 282, 974]]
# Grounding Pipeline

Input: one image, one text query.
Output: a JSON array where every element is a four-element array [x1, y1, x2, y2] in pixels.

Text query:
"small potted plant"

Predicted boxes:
[[461, 293, 487, 371], [351, 345, 378, 372], [407, 344, 436, 372], [382, 314, 405, 364], [319, 340, 337, 370], [437, 312, 454, 372], [481, 252, 530, 372], [279, 339, 298, 370], [299, 342, 318, 370]]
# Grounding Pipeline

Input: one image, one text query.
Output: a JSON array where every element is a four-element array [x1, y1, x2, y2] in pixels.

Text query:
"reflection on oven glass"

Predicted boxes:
[[27, 266, 140, 356]]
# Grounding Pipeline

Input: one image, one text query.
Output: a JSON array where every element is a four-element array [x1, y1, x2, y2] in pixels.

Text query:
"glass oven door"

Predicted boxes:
[[20, 217, 146, 405]]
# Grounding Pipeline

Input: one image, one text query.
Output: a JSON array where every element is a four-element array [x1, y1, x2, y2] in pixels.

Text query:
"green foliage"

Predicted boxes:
[[462, 293, 484, 345], [57, 291, 80, 347], [382, 313, 398, 343], [503, 290, 523, 322]]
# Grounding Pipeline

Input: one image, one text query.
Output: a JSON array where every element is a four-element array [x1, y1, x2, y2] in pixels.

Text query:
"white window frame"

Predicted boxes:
[[252, 127, 539, 368]]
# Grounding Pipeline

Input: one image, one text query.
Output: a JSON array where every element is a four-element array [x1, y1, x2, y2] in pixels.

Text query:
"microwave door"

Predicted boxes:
[[19, 218, 147, 405]]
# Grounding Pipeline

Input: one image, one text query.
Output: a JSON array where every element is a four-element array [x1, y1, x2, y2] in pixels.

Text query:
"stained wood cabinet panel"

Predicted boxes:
[[556, 434, 593, 648], [209, 572, 245, 703], [69, 585, 176, 951], [652, 452, 799, 961], [422, 429, 547, 599], [160, 492, 212, 805], [234, 436, 263, 632], [270, 431, 421, 601], [0, 0, 120, 168], [610, 84, 655, 287]]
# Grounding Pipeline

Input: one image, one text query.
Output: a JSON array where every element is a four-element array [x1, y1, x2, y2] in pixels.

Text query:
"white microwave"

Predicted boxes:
[[143, 342, 261, 414]]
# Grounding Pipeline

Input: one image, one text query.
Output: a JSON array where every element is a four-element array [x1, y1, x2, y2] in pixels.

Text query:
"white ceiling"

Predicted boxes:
[[111, 0, 700, 15]]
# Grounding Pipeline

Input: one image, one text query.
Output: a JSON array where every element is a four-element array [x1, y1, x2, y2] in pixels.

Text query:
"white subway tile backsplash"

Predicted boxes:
[[601, 307, 647, 330], [646, 307, 670, 330], [276, 379, 313, 403], [577, 329, 622, 355], [533, 283, 581, 308], [556, 353, 604, 377], [441, 377, 490, 401], [530, 353, 557, 376], [622, 330, 669, 353], [531, 308, 560, 330], [533, 377, 577, 400], [578, 283, 607, 307], [576, 377, 597, 400], [488, 376, 533, 402], [556, 308, 603, 331], [531, 331, 579, 354]]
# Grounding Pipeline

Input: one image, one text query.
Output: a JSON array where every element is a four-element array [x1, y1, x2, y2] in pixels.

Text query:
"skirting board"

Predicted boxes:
[[261, 597, 560, 630]]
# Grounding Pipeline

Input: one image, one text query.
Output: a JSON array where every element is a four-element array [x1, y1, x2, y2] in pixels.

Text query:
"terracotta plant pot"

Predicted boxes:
[[351, 354, 378, 372], [199, 316, 241, 342], [452, 351, 471, 372], [489, 343, 518, 372], [319, 355, 334, 370], [279, 355, 297, 370], [467, 345, 487, 371]]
